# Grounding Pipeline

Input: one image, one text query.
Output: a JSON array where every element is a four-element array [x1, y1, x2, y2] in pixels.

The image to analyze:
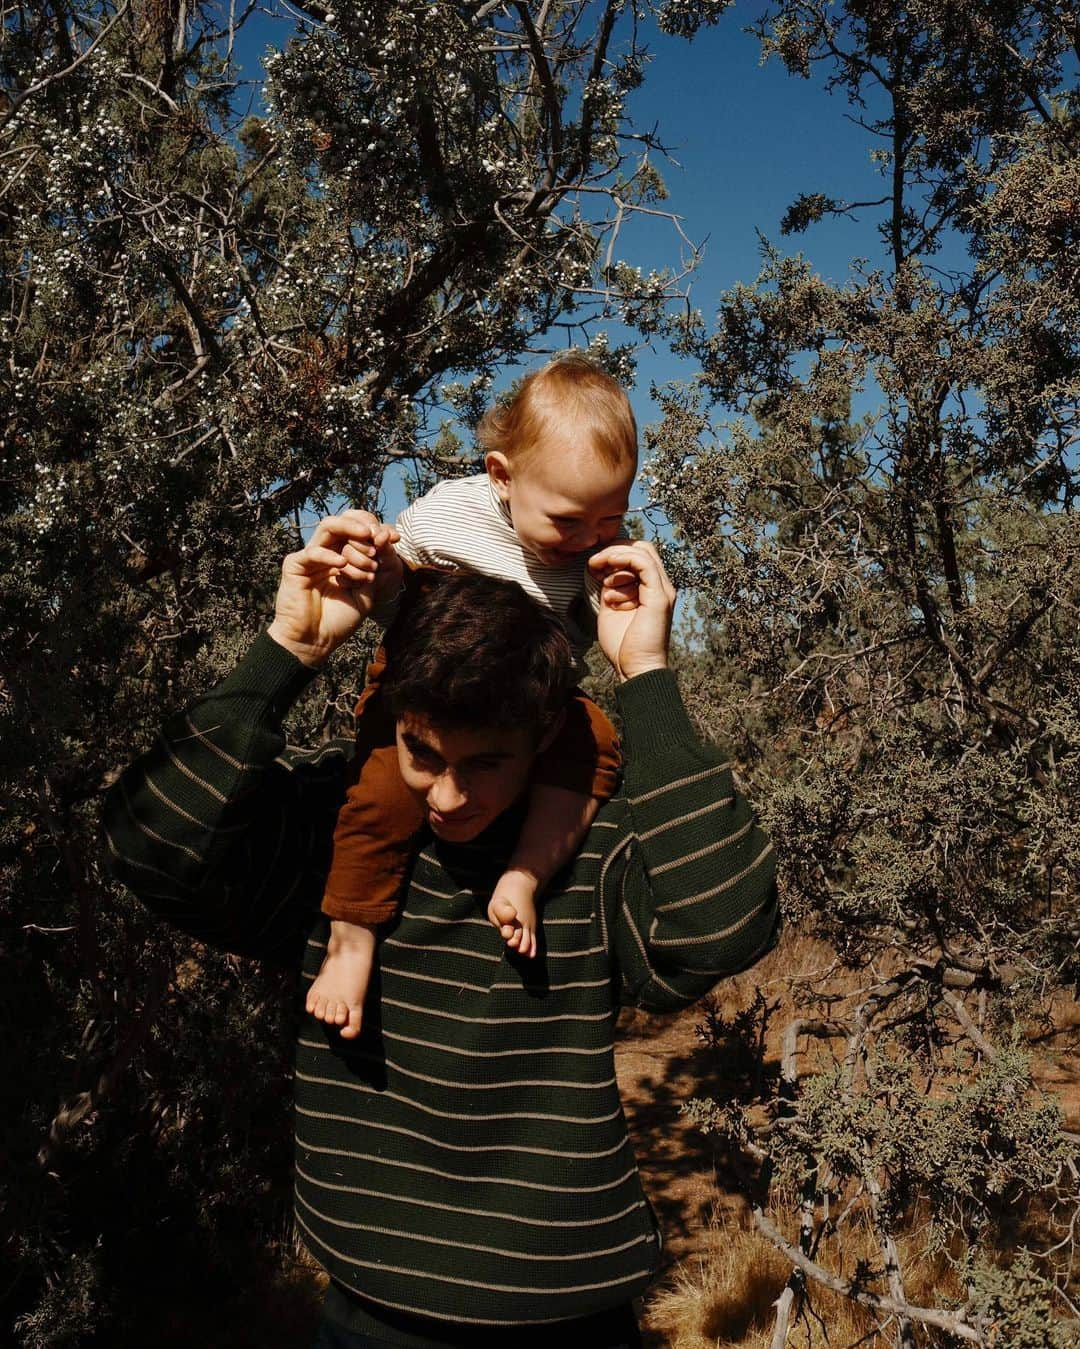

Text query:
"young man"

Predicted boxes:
[[102, 513, 779, 1348]]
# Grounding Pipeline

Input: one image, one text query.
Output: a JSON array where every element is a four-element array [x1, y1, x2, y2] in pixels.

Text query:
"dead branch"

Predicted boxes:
[[752, 1208, 982, 1343]]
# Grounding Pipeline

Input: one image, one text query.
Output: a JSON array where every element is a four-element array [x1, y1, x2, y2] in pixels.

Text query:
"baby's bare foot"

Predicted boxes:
[[487, 889, 538, 960], [306, 919, 377, 1038]]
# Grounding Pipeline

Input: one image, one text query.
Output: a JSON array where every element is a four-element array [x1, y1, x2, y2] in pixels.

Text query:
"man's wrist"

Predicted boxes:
[[266, 620, 332, 670], [212, 630, 322, 727], [617, 656, 669, 683]]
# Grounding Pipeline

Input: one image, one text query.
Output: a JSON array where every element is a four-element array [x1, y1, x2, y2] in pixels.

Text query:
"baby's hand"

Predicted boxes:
[[487, 871, 539, 959]]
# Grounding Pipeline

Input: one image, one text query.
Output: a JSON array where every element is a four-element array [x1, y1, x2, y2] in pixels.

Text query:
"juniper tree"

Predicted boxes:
[[648, 2, 1079, 1342], [0, 2, 691, 1340]]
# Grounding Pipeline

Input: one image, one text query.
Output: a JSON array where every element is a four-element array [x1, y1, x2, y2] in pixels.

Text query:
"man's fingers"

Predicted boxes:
[[589, 538, 660, 569], [342, 540, 376, 558], [603, 591, 639, 613], [286, 541, 378, 583], [290, 544, 348, 573], [602, 568, 637, 587], [603, 570, 639, 598], [310, 515, 373, 548], [336, 565, 375, 586], [590, 541, 675, 603], [362, 524, 398, 551], [589, 540, 663, 582], [336, 508, 382, 529], [602, 567, 640, 613], [341, 542, 378, 571], [337, 508, 399, 550]]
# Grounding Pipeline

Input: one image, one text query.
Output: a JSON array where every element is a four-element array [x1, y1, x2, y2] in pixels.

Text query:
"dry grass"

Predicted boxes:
[[643, 1206, 967, 1349], [644, 1219, 794, 1348]]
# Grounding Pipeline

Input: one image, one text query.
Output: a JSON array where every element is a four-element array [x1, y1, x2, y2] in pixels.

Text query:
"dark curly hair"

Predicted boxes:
[[380, 572, 574, 735]]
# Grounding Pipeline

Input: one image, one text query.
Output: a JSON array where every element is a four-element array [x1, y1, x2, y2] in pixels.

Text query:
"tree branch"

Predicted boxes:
[[752, 1209, 982, 1342], [1, 1, 131, 133]]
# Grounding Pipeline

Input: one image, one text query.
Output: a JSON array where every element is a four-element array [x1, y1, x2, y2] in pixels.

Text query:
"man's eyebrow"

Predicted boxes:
[[464, 749, 514, 763]]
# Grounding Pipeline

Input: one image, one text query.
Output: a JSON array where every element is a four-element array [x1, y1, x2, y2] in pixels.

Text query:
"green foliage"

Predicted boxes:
[[787, 1044, 1068, 1211], [652, 0, 1080, 1338], [650, 1, 1079, 980], [962, 1251, 1076, 1349]]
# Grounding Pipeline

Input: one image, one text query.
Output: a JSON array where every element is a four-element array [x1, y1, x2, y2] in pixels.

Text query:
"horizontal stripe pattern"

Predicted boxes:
[[295, 1106, 630, 1159], [295, 1154, 645, 1222], [614, 681, 779, 1009], [296, 1186, 653, 1261], [294, 839, 657, 1320], [294, 1207, 657, 1300]]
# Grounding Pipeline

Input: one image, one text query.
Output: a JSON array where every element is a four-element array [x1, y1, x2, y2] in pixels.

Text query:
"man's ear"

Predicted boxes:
[[485, 451, 512, 502], [535, 706, 566, 756]]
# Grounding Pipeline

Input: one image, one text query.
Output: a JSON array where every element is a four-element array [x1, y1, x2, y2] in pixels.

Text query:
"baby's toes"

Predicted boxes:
[[489, 895, 518, 927]]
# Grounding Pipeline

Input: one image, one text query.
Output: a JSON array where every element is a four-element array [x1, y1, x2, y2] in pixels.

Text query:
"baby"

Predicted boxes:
[[306, 353, 637, 1036]]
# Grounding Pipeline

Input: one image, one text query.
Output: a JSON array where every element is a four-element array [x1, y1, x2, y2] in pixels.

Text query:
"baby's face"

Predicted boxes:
[[488, 440, 635, 567]]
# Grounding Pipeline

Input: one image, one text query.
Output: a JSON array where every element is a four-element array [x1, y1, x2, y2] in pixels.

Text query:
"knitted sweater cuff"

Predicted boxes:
[[615, 667, 698, 757], [211, 629, 322, 728]]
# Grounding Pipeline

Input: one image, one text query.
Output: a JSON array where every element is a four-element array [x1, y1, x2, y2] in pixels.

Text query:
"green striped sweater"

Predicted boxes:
[[102, 632, 778, 1327]]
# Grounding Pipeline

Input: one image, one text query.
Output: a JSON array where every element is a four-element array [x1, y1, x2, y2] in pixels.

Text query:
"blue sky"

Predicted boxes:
[[232, 7, 887, 522]]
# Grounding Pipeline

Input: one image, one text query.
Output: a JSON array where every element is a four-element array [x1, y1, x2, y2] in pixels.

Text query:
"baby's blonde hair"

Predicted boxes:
[[477, 354, 637, 470]]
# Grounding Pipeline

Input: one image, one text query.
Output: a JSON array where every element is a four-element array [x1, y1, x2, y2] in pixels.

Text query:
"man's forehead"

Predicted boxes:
[[397, 713, 529, 759]]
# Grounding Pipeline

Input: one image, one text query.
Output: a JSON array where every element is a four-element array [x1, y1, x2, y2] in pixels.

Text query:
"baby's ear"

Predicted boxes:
[[485, 451, 512, 499]]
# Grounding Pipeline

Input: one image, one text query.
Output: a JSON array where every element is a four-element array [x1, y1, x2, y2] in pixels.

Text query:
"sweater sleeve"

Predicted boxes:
[[604, 669, 779, 1012], [100, 631, 349, 963]]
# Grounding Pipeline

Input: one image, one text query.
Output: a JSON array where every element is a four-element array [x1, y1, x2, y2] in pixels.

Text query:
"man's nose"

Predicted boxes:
[[429, 772, 468, 814]]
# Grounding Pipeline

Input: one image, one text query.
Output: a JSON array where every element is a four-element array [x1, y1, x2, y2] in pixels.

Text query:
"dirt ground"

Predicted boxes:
[[617, 1006, 748, 1265]]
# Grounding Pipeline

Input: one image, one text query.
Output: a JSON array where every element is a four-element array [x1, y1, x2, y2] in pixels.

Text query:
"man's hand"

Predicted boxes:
[[588, 540, 676, 682], [267, 511, 400, 668]]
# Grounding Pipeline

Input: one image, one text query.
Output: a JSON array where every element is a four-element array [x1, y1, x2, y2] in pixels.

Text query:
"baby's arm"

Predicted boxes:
[[487, 786, 599, 959]]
